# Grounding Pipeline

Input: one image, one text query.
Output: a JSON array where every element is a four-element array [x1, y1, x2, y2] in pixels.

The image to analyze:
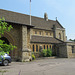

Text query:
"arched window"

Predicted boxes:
[[72, 46, 74, 53], [39, 31, 42, 35], [44, 45, 45, 49], [50, 33, 51, 36], [39, 45, 43, 52], [46, 32, 48, 35], [35, 31, 37, 34], [33, 45, 34, 52], [36, 45, 38, 52], [50, 45, 51, 49], [59, 33, 61, 39], [47, 45, 48, 49]]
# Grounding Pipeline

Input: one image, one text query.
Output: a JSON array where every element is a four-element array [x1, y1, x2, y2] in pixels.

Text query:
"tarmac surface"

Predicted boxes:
[[0, 58, 75, 75]]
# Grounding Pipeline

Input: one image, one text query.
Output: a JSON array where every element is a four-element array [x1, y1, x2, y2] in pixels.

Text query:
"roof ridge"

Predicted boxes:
[[0, 9, 65, 30], [0, 9, 29, 16], [0, 9, 55, 22]]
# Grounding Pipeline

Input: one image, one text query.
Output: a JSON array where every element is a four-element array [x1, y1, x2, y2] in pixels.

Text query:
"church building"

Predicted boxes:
[[0, 9, 75, 61]]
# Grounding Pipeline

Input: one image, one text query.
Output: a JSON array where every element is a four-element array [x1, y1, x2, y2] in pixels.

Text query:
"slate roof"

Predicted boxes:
[[31, 35, 63, 44], [0, 9, 64, 30]]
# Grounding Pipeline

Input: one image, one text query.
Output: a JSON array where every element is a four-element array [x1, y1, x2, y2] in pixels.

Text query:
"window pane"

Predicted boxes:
[[33, 45, 34, 52], [44, 45, 45, 49], [46, 32, 48, 35], [35, 31, 37, 34], [47, 45, 48, 49], [72, 46, 75, 53], [39, 31, 41, 35], [50, 45, 51, 48], [50, 33, 51, 36], [59, 33, 61, 39], [36, 45, 38, 52]]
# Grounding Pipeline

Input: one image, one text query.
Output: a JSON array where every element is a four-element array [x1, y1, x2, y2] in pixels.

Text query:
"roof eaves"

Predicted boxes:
[[32, 28, 52, 31], [54, 37, 64, 43], [5, 20, 34, 28]]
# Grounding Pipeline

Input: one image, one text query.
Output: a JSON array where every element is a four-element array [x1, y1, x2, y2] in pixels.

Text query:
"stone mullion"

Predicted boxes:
[[34, 44, 36, 52], [45, 44, 47, 49], [48, 45, 49, 49], [43, 44, 44, 49]]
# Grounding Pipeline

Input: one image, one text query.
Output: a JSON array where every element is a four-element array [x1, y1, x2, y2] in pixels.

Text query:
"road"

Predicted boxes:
[[0, 58, 75, 75]]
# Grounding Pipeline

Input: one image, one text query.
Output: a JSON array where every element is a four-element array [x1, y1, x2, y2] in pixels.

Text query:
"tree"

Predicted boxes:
[[69, 39, 75, 42], [0, 18, 16, 56]]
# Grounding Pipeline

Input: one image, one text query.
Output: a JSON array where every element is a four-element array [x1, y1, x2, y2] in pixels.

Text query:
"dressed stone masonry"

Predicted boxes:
[[22, 26, 32, 61], [0, 9, 75, 61]]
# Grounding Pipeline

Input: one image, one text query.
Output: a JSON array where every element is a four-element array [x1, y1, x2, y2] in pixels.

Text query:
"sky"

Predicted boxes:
[[0, 0, 75, 40]]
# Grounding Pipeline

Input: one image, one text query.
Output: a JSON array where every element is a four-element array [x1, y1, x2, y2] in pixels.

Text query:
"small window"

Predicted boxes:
[[46, 32, 48, 35], [72, 46, 75, 53], [39, 45, 42, 52], [33, 45, 34, 52], [35, 31, 37, 34], [59, 33, 61, 39], [36, 45, 38, 52], [50, 45, 51, 48], [50, 33, 51, 36], [47, 45, 48, 49], [39, 31, 42, 35], [44, 45, 45, 49]]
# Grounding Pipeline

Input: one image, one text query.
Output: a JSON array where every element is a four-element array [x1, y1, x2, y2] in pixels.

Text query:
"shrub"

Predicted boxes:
[[42, 48, 52, 57], [32, 54, 35, 60], [42, 49, 47, 57], [47, 48, 52, 57]]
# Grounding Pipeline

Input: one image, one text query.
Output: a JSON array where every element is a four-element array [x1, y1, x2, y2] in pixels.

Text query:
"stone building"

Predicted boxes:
[[0, 9, 75, 61]]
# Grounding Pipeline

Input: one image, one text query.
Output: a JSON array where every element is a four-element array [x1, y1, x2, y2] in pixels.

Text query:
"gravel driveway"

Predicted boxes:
[[0, 58, 75, 75]]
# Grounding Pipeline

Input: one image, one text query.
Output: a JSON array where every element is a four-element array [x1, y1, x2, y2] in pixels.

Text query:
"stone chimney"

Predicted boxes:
[[44, 13, 48, 21]]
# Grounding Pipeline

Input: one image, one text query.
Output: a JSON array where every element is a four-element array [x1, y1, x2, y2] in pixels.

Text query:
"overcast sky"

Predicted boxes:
[[0, 0, 75, 40]]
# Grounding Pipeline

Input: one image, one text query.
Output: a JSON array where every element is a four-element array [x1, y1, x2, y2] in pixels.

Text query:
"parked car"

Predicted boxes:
[[0, 53, 11, 66]]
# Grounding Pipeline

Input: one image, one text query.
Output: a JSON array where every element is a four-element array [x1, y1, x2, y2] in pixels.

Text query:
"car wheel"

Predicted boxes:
[[3, 60, 9, 66]]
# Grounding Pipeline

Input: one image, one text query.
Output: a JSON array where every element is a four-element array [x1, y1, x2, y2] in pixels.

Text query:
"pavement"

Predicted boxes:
[[0, 58, 75, 75]]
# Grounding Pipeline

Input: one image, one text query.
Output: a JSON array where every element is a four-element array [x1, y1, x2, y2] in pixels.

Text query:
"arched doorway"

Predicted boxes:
[[0, 37, 14, 57], [1, 32, 16, 59], [0, 37, 9, 44]]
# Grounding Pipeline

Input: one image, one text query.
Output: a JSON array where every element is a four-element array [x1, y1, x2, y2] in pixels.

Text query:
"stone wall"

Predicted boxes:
[[30, 43, 52, 52], [27, 28, 31, 48], [32, 28, 53, 37], [67, 42, 75, 58], [56, 28, 66, 41], [57, 42, 75, 58], [2, 23, 22, 60], [53, 25, 66, 42], [57, 43, 68, 58]]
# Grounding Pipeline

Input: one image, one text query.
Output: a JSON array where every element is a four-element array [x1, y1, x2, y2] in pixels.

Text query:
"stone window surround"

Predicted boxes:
[[33, 29, 53, 37], [31, 44, 52, 52], [72, 46, 75, 53], [35, 31, 37, 34]]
